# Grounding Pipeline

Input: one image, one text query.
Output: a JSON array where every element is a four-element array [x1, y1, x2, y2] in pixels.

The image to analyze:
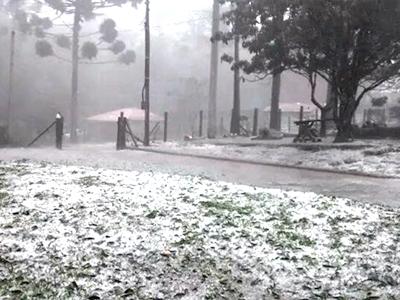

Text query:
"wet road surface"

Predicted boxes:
[[1, 145, 399, 207]]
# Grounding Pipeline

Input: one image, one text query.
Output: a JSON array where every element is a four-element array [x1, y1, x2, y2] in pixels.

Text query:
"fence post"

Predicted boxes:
[[122, 117, 127, 149], [288, 115, 291, 133], [164, 112, 168, 142], [199, 110, 203, 137], [116, 112, 124, 150], [116, 113, 121, 150], [55, 113, 64, 150], [252, 108, 259, 136]]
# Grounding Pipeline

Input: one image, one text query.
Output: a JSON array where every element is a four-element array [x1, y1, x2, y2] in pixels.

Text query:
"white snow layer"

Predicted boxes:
[[0, 161, 399, 299], [154, 141, 400, 178]]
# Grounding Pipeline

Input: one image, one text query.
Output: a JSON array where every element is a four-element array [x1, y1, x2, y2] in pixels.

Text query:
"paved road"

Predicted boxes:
[[133, 150, 400, 207], [1, 145, 399, 207]]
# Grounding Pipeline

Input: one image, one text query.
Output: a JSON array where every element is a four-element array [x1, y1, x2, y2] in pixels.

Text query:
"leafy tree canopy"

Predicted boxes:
[[220, 0, 400, 141], [8, 0, 142, 65]]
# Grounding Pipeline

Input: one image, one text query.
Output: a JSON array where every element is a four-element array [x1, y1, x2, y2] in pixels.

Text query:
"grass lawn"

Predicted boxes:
[[0, 160, 399, 299]]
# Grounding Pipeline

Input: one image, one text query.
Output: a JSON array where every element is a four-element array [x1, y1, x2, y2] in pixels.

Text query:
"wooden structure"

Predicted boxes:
[[55, 113, 64, 149], [293, 119, 322, 143], [116, 112, 142, 150], [27, 113, 64, 149], [88, 107, 163, 123], [87, 107, 163, 143], [265, 102, 314, 133]]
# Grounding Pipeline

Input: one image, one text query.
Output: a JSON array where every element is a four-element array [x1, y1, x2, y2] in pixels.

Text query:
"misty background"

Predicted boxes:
[[0, 0, 327, 143]]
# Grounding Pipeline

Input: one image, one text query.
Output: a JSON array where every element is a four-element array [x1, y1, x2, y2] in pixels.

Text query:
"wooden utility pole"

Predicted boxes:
[[116, 112, 126, 150], [70, 9, 80, 143], [6, 30, 15, 142], [143, 0, 151, 146], [208, 0, 220, 138], [230, 33, 241, 135]]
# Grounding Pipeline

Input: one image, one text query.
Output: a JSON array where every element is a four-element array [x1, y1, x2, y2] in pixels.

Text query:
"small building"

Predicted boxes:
[[85, 107, 164, 142], [264, 102, 317, 133]]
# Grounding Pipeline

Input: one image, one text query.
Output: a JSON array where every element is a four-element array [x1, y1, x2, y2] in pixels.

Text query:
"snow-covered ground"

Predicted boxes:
[[153, 140, 400, 178], [0, 160, 399, 299]]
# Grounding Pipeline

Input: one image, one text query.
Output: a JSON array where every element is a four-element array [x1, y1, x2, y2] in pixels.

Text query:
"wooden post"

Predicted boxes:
[[55, 113, 64, 150], [252, 108, 259, 136], [122, 117, 127, 149], [27, 121, 56, 148], [300, 106, 304, 122], [199, 110, 203, 137], [288, 115, 292, 133], [278, 109, 282, 131], [117, 112, 125, 150], [164, 112, 168, 142], [116, 113, 121, 150]]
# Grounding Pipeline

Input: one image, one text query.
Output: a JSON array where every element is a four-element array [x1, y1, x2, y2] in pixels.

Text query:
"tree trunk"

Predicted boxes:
[[208, 0, 220, 139], [334, 93, 357, 143], [230, 34, 240, 135], [70, 9, 80, 143], [269, 71, 281, 131], [334, 121, 353, 143], [320, 83, 330, 137], [320, 108, 326, 137]]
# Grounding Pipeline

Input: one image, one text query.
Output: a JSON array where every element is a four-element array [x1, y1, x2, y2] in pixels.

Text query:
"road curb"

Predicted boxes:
[[134, 148, 397, 180]]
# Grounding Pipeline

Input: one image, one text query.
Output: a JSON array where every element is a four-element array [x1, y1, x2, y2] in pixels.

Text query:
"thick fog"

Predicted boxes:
[[0, 0, 326, 143]]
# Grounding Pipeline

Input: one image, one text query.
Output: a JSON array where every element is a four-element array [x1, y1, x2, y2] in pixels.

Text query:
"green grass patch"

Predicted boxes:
[[276, 230, 316, 248], [146, 210, 159, 219], [0, 275, 62, 299], [200, 200, 253, 216], [0, 191, 8, 201], [76, 176, 100, 187], [173, 231, 201, 246], [0, 165, 28, 176]]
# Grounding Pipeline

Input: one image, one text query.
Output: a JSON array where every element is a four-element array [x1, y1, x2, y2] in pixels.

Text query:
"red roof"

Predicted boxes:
[[87, 107, 164, 122], [264, 103, 316, 113]]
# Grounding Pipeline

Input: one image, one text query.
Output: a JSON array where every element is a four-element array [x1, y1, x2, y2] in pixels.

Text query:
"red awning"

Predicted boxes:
[[264, 103, 316, 113], [87, 107, 163, 122]]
